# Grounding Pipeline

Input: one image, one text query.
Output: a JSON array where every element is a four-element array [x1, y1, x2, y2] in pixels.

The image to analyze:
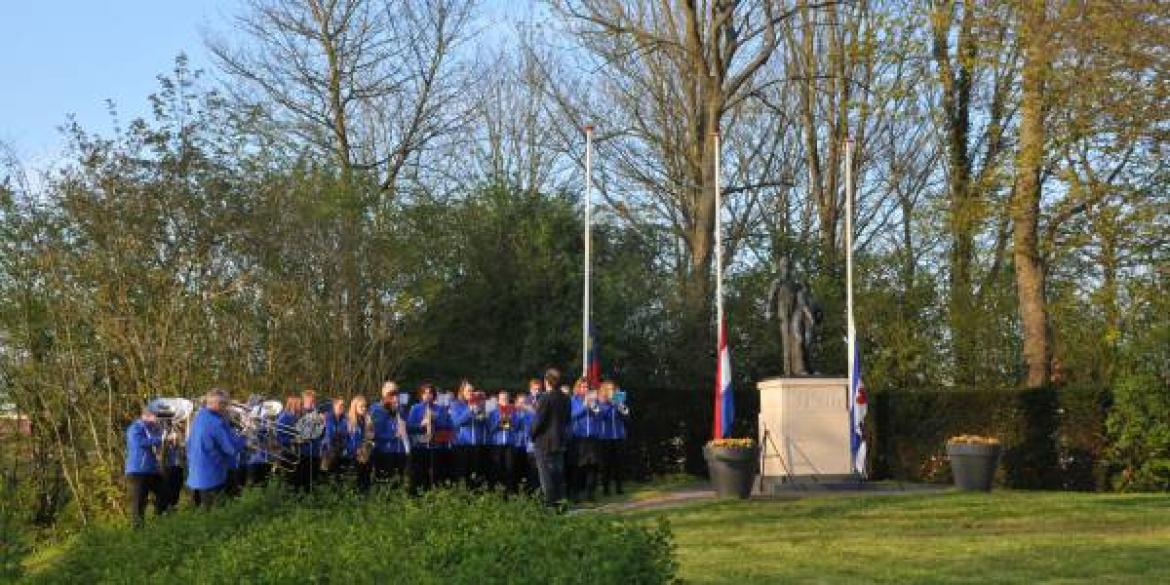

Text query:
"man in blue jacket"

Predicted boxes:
[[371, 381, 409, 487], [186, 389, 246, 509], [450, 381, 490, 488], [125, 407, 167, 528]]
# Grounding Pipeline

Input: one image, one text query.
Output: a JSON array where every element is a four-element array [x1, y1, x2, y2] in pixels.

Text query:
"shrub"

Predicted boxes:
[[25, 487, 675, 584], [1105, 371, 1170, 491]]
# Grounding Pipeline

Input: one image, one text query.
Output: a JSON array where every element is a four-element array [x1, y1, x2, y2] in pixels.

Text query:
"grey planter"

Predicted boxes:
[[947, 442, 1002, 491], [704, 445, 759, 499]]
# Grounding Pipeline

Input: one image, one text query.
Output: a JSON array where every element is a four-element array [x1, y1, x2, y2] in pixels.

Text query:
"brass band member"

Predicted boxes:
[[347, 395, 376, 492], [407, 383, 453, 492], [124, 406, 168, 528], [321, 396, 348, 483], [450, 379, 490, 488], [371, 381, 409, 487], [276, 395, 303, 486], [597, 380, 630, 496], [186, 389, 246, 509], [569, 378, 605, 502], [488, 390, 519, 493], [296, 388, 325, 492]]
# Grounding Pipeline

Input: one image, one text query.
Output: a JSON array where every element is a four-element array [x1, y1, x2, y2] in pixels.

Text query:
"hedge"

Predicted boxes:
[[869, 384, 1110, 490], [26, 487, 675, 584]]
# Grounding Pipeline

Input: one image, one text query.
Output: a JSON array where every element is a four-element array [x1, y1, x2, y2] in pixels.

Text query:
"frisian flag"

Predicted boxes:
[[713, 317, 734, 439], [849, 342, 869, 476], [587, 325, 602, 390]]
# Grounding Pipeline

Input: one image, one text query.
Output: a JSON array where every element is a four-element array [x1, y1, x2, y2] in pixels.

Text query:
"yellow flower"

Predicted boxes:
[[707, 438, 756, 449], [947, 434, 1000, 446]]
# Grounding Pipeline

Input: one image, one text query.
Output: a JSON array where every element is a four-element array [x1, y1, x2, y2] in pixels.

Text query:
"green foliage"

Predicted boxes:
[[27, 487, 675, 585], [1106, 372, 1170, 491], [871, 385, 1107, 490]]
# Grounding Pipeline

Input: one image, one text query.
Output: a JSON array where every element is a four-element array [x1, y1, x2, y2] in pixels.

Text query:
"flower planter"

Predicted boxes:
[[704, 445, 759, 499], [947, 442, 1002, 491]]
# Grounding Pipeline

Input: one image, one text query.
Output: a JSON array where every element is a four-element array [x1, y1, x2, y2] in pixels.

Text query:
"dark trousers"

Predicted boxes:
[[600, 440, 625, 494], [454, 445, 489, 489], [373, 451, 408, 487], [490, 445, 519, 493], [293, 455, 321, 492], [534, 448, 566, 506], [126, 473, 166, 528], [192, 485, 223, 510], [525, 452, 540, 494], [161, 466, 184, 509], [247, 463, 272, 487], [353, 460, 372, 493], [410, 448, 436, 493], [434, 447, 456, 486]]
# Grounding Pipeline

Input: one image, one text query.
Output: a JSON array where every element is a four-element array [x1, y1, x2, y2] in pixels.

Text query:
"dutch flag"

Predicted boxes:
[[713, 317, 734, 439]]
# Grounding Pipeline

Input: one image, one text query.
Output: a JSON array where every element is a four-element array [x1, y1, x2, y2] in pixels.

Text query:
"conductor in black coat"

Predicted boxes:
[[530, 367, 571, 506]]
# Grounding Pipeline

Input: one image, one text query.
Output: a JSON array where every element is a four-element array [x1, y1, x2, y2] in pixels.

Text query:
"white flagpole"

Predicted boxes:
[[845, 138, 856, 397], [714, 131, 724, 345], [583, 125, 594, 382]]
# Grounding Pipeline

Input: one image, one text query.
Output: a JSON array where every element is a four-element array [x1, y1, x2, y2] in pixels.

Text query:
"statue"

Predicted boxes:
[[766, 259, 822, 376]]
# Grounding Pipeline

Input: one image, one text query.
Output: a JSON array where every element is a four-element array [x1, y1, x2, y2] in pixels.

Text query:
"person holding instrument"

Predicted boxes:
[[371, 381, 409, 488], [488, 390, 519, 493], [321, 396, 349, 484], [186, 389, 245, 509], [124, 406, 167, 528], [276, 395, 303, 488], [345, 395, 375, 492], [597, 380, 629, 496], [569, 378, 604, 501], [450, 379, 490, 488], [407, 383, 444, 492]]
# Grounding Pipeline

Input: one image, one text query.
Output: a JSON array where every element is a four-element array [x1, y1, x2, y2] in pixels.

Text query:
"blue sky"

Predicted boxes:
[[0, 1, 224, 167], [0, 1, 541, 172]]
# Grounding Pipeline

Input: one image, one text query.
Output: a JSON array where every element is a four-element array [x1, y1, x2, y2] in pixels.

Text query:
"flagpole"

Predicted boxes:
[[583, 125, 594, 383], [714, 130, 724, 364], [845, 137, 856, 409]]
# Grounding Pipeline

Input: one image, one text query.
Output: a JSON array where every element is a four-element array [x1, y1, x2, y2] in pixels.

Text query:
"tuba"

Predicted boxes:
[[147, 397, 194, 471]]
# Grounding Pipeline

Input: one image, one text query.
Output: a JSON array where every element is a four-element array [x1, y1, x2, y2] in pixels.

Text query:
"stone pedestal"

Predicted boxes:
[[756, 377, 851, 491]]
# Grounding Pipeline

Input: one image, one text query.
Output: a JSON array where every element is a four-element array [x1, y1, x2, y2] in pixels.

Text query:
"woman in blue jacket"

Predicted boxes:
[[346, 395, 376, 492], [570, 380, 606, 501], [407, 383, 453, 492], [488, 390, 519, 493], [125, 407, 166, 527], [275, 395, 303, 487], [598, 380, 630, 495], [450, 380, 490, 488], [185, 389, 246, 509]]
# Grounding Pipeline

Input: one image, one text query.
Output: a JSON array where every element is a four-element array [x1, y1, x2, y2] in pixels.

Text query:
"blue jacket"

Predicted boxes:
[[512, 409, 534, 452], [322, 412, 348, 459], [598, 403, 628, 440], [570, 397, 605, 439], [186, 408, 245, 490], [370, 403, 408, 454], [246, 422, 271, 465], [450, 400, 489, 446], [124, 419, 162, 475], [488, 409, 519, 447], [276, 411, 299, 449], [345, 414, 373, 458], [407, 402, 453, 449]]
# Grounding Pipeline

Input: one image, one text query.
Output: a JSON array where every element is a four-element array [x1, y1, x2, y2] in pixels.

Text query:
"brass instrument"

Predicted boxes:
[[355, 414, 376, 465], [225, 399, 299, 467], [499, 403, 514, 431], [395, 406, 411, 455], [421, 404, 434, 446], [147, 397, 193, 470]]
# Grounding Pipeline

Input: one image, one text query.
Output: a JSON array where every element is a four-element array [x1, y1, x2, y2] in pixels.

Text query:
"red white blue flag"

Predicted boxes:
[[587, 326, 602, 390], [713, 317, 734, 439], [849, 342, 868, 476]]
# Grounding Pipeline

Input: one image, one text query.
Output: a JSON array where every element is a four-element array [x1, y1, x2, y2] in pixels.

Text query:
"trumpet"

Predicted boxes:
[[225, 399, 300, 466]]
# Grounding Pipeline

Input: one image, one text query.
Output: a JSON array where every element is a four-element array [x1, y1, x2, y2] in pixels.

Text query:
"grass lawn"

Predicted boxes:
[[626, 490, 1170, 584]]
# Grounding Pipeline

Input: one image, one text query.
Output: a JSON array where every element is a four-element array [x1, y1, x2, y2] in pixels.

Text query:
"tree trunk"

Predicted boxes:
[[1012, 1, 1051, 389]]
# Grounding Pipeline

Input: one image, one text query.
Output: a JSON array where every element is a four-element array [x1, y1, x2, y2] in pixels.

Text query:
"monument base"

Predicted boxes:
[[756, 377, 853, 486]]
